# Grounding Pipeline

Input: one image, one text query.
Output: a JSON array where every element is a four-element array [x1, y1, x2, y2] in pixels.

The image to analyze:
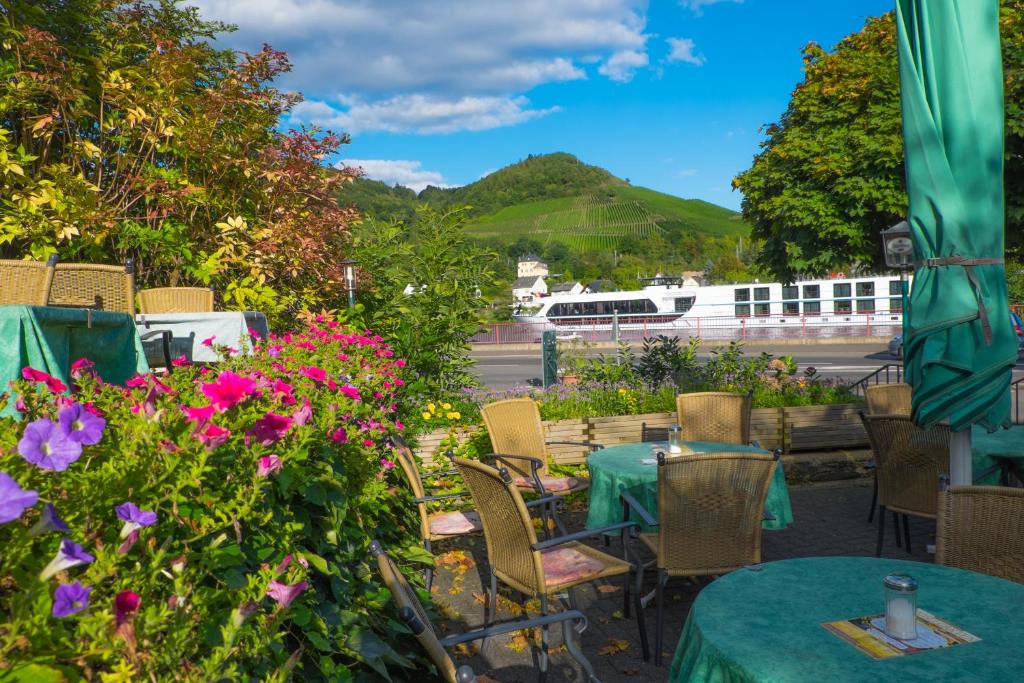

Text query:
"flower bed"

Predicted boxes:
[[0, 321, 425, 680]]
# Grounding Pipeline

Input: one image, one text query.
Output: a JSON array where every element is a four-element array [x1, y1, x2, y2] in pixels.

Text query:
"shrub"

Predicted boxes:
[[0, 320, 428, 681]]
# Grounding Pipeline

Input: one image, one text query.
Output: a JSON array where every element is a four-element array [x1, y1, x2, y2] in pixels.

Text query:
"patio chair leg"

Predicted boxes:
[[902, 514, 911, 553], [654, 570, 667, 667], [423, 540, 434, 593], [892, 512, 902, 548], [867, 473, 878, 522], [482, 572, 497, 650], [633, 566, 649, 662], [875, 505, 887, 557], [539, 594, 550, 682], [561, 617, 599, 683]]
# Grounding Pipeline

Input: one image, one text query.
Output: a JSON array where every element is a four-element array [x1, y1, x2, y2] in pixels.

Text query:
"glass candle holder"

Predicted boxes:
[[668, 425, 683, 454], [883, 573, 919, 640]]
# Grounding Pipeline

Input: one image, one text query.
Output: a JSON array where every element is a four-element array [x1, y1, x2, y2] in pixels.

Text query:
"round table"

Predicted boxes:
[[670, 556, 1024, 682], [971, 425, 1024, 485], [584, 441, 793, 531]]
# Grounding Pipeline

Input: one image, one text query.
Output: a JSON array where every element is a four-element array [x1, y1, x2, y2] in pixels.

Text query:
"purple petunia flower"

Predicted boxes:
[[0, 472, 38, 524], [18, 419, 83, 472], [29, 503, 69, 536], [266, 580, 308, 608], [52, 581, 91, 618], [115, 502, 157, 538], [40, 539, 95, 580], [58, 403, 106, 445]]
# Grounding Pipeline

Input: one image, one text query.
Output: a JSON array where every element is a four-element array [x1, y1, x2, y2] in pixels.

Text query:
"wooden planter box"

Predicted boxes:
[[413, 403, 867, 465]]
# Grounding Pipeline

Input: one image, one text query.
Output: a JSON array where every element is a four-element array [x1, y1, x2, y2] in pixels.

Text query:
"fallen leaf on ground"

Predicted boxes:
[[597, 639, 630, 656], [452, 642, 478, 658], [597, 584, 620, 594], [472, 592, 487, 605], [611, 610, 624, 619], [506, 630, 532, 653]]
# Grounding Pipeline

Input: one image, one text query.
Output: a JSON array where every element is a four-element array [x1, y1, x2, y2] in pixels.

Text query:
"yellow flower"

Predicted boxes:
[[618, 388, 627, 395], [422, 411, 432, 420], [442, 402, 452, 410], [447, 411, 461, 420], [427, 403, 436, 413]]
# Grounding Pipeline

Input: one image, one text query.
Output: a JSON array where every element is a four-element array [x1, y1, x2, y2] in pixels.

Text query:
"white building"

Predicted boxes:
[[550, 281, 584, 296], [512, 275, 547, 302], [517, 255, 549, 278]]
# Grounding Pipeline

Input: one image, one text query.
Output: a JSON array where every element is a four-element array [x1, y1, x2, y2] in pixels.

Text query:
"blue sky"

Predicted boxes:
[[192, 0, 893, 210]]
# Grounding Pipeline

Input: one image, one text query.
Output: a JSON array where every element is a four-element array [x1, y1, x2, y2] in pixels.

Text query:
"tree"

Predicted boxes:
[[734, 3, 1024, 282]]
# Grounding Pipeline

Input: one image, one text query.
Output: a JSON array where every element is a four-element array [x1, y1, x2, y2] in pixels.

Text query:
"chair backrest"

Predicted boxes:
[[480, 398, 549, 475], [137, 286, 214, 313], [0, 254, 58, 305], [676, 391, 751, 444], [865, 384, 912, 416], [453, 457, 544, 596], [937, 486, 1024, 583], [392, 438, 431, 542], [656, 451, 776, 575], [49, 260, 135, 315], [370, 541, 473, 683], [641, 422, 670, 443], [860, 414, 949, 517]]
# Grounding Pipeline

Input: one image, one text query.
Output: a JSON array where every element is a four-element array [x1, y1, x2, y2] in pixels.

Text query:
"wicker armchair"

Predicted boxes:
[[860, 413, 950, 556], [453, 457, 638, 679], [675, 391, 751, 444], [640, 422, 670, 443], [863, 384, 912, 523], [137, 286, 215, 313], [621, 450, 777, 665], [480, 398, 596, 497], [937, 486, 1024, 584], [393, 439, 481, 591], [0, 254, 58, 305], [371, 541, 600, 683]]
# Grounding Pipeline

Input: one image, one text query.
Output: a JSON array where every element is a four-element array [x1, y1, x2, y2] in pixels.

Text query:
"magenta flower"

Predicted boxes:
[[362, 438, 374, 447], [21, 367, 67, 393], [171, 354, 191, 367], [266, 580, 308, 608], [70, 358, 94, 379], [40, 539, 95, 580], [395, 419, 405, 431], [29, 503, 68, 536], [331, 428, 348, 444], [339, 385, 361, 401], [292, 399, 312, 427], [0, 472, 38, 524], [18, 418, 83, 471], [201, 371, 256, 411], [182, 404, 216, 426], [116, 502, 157, 538], [201, 335, 216, 347], [58, 402, 106, 445], [52, 581, 91, 618], [380, 458, 395, 470], [267, 345, 283, 357], [300, 366, 327, 382], [257, 455, 283, 477], [198, 423, 231, 450], [125, 374, 149, 388], [117, 528, 140, 554], [114, 591, 141, 626], [245, 412, 293, 446]]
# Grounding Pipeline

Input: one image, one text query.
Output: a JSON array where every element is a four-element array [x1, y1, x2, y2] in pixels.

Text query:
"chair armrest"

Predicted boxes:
[[439, 609, 589, 648], [413, 492, 468, 504], [531, 521, 637, 551], [480, 453, 546, 491], [762, 509, 776, 522], [620, 492, 658, 527], [547, 440, 604, 452]]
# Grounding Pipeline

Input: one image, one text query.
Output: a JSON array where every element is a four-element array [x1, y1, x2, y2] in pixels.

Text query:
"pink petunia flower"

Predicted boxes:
[[395, 420, 405, 431], [300, 366, 327, 383], [331, 428, 348, 444], [201, 336, 216, 347], [362, 438, 374, 447], [245, 412, 293, 446], [125, 374, 149, 388], [171, 355, 191, 368], [182, 405, 216, 427], [201, 371, 256, 411], [292, 400, 312, 427], [257, 455, 283, 477], [339, 385, 361, 401], [198, 424, 231, 450], [380, 458, 395, 470], [114, 591, 141, 626], [266, 580, 308, 609], [21, 367, 68, 394]]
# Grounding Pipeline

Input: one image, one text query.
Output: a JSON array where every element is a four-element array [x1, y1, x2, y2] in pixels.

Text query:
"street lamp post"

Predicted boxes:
[[881, 220, 914, 371], [341, 259, 357, 310]]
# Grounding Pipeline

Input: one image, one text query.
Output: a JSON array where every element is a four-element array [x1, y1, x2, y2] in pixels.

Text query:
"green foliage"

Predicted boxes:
[[637, 336, 700, 389], [338, 177, 419, 223], [352, 206, 496, 399], [735, 3, 1024, 281], [0, 321, 429, 680]]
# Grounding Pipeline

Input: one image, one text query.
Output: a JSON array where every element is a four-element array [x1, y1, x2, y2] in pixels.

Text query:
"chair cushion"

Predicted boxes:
[[541, 545, 607, 587], [428, 510, 482, 536], [513, 474, 586, 493]]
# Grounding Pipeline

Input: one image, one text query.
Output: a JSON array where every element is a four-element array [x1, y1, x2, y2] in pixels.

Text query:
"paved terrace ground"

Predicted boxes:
[[427, 478, 933, 682]]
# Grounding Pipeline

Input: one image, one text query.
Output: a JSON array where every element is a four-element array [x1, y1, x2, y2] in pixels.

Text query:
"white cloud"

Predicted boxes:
[[292, 94, 560, 135], [339, 159, 451, 192], [679, 0, 744, 16], [666, 37, 705, 66], [598, 50, 649, 83], [677, 168, 698, 177]]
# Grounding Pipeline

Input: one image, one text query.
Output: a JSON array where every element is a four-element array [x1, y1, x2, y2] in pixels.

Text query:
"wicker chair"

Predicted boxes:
[[371, 540, 600, 683], [453, 457, 638, 679], [937, 486, 1024, 584], [675, 391, 752, 444], [480, 397, 597, 498], [622, 451, 777, 665], [640, 422, 670, 443], [863, 384, 913, 523], [0, 254, 58, 305], [860, 413, 950, 557], [137, 286, 215, 313], [393, 439, 482, 591]]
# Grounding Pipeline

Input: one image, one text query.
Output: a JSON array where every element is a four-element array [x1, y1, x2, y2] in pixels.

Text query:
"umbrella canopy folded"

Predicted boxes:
[[897, 0, 1017, 432]]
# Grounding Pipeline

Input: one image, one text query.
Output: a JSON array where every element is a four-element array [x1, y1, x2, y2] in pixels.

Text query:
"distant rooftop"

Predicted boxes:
[[519, 254, 547, 263], [512, 276, 542, 288], [550, 282, 579, 293]]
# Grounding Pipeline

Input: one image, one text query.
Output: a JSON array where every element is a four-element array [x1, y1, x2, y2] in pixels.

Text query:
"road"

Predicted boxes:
[[470, 341, 1024, 389]]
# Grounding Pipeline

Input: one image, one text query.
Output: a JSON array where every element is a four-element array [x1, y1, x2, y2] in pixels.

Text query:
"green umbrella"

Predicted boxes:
[[897, 0, 1018, 459]]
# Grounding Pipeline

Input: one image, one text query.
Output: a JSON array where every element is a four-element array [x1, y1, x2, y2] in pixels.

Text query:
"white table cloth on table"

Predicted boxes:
[[135, 311, 269, 364]]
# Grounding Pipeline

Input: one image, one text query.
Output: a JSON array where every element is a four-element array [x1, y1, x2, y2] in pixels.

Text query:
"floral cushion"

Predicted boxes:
[[513, 475, 584, 492], [428, 510, 482, 536], [541, 545, 607, 587]]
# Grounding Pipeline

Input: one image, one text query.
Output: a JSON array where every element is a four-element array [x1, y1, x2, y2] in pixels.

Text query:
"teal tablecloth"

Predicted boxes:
[[585, 441, 793, 531], [971, 425, 1024, 484], [1, 305, 149, 415], [671, 556, 1024, 682]]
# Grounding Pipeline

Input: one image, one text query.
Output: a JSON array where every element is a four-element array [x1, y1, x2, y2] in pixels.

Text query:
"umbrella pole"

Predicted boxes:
[[950, 429, 973, 486]]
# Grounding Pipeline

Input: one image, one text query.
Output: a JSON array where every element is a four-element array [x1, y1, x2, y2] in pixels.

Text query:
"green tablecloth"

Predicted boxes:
[[671, 556, 1024, 682], [584, 441, 793, 531], [971, 425, 1024, 484], [1, 305, 149, 416]]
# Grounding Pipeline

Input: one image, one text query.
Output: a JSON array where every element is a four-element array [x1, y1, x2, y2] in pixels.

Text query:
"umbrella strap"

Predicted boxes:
[[914, 256, 1004, 344]]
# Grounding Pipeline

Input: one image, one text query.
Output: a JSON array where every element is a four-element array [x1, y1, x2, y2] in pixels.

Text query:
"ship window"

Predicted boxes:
[[856, 282, 875, 297], [674, 297, 695, 313], [783, 302, 799, 315], [734, 288, 750, 302], [754, 303, 770, 316], [890, 297, 903, 313], [889, 281, 904, 312], [782, 285, 798, 300], [833, 283, 851, 298], [803, 285, 820, 299], [857, 299, 875, 313], [735, 304, 750, 317], [835, 299, 852, 314], [754, 287, 770, 301], [889, 280, 902, 295], [804, 301, 821, 315]]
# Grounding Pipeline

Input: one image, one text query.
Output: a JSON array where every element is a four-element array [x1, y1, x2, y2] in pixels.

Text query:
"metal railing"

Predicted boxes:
[[849, 364, 904, 398]]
